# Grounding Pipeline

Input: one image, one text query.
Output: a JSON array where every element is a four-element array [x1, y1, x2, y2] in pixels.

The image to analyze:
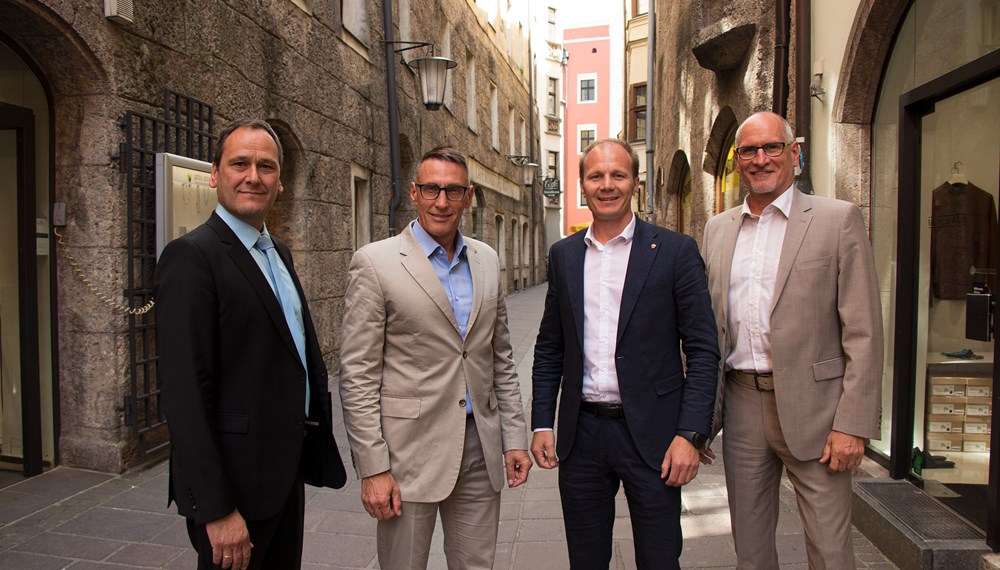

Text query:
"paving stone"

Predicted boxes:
[[11, 532, 125, 561], [107, 542, 186, 567], [520, 500, 563, 519], [0, 491, 54, 524], [510, 541, 569, 570], [301, 532, 376, 568], [0, 550, 72, 569], [4, 468, 111, 500], [680, 534, 737, 568], [148, 518, 190, 549], [680, 512, 731, 539], [499, 500, 521, 520], [774, 532, 809, 565], [52, 507, 175, 542], [164, 549, 198, 569], [517, 518, 564, 542], [314, 509, 377, 536]]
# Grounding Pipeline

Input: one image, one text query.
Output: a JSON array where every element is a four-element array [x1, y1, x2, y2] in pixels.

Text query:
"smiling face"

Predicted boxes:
[[581, 141, 638, 239], [410, 158, 472, 256], [735, 112, 798, 213], [211, 125, 283, 230]]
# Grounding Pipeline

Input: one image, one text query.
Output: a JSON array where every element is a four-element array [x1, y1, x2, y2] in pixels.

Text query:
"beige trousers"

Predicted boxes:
[[376, 416, 501, 569]]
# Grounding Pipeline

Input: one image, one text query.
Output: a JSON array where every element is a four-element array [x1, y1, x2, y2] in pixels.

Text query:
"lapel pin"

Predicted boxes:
[[651, 243, 657, 249]]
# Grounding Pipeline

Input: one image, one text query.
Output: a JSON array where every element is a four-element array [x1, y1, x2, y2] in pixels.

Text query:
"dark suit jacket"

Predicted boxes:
[[532, 218, 720, 470], [154, 212, 345, 525]]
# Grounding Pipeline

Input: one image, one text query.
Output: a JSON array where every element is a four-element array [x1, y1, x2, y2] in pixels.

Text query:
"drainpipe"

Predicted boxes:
[[384, 0, 403, 235], [528, 2, 537, 284], [772, 0, 791, 116], [645, 0, 655, 223], [794, 0, 814, 194]]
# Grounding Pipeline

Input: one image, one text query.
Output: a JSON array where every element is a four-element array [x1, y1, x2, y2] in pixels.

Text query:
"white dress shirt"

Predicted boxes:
[[581, 214, 636, 404], [726, 187, 793, 373]]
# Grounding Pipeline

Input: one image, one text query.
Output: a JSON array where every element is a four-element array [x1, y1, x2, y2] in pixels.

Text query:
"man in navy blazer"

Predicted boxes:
[[155, 118, 345, 570], [531, 138, 719, 569]]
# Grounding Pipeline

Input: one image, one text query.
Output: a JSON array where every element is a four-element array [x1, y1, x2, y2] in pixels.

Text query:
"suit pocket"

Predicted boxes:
[[381, 396, 421, 419], [654, 372, 685, 396], [812, 357, 846, 381], [217, 414, 249, 434], [795, 255, 832, 272]]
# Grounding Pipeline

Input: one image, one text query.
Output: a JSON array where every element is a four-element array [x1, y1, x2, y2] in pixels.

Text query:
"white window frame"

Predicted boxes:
[[577, 123, 597, 153]]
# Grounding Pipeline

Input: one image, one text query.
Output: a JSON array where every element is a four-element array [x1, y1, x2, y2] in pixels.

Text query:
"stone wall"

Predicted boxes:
[[2, 0, 539, 473]]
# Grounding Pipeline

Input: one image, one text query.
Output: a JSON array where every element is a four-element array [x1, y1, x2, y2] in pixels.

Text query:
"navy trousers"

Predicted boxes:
[[558, 411, 683, 570]]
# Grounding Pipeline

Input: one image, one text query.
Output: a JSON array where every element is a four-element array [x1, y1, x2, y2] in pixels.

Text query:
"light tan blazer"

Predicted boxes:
[[703, 190, 883, 460], [339, 224, 527, 502]]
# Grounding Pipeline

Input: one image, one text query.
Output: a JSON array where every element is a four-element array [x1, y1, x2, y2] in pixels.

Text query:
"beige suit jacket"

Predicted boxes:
[[703, 190, 883, 460], [339, 224, 527, 503]]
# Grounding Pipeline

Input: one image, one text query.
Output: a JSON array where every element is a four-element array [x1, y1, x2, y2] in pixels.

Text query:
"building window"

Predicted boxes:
[[351, 164, 371, 250], [578, 74, 596, 103], [578, 125, 596, 152], [342, 0, 369, 45], [466, 51, 477, 131], [547, 151, 559, 180], [633, 0, 648, 16], [630, 84, 647, 142], [578, 178, 587, 207], [546, 77, 559, 117], [548, 7, 557, 39], [519, 116, 526, 155], [496, 215, 506, 268], [490, 83, 499, 150]]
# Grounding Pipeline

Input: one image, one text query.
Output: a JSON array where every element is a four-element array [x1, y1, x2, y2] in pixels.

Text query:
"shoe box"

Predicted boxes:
[[926, 376, 991, 453]]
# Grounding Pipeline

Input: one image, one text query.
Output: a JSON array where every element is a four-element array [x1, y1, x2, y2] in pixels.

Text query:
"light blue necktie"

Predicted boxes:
[[255, 233, 310, 414]]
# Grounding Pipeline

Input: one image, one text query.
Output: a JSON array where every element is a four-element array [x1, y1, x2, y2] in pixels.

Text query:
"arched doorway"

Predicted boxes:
[[0, 40, 54, 478]]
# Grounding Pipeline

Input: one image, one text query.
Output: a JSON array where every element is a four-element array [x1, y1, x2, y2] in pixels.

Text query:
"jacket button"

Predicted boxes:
[[459, 399, 466, 407]]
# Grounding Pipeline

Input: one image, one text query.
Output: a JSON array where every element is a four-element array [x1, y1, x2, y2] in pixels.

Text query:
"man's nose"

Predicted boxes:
[[244, 165, 260, 183], [433, 189, 450, 206]]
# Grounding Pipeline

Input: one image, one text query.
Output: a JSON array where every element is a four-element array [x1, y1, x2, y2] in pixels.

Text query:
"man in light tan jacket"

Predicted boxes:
[[703, 112, 883, 569], [340, 146, 530, 569]]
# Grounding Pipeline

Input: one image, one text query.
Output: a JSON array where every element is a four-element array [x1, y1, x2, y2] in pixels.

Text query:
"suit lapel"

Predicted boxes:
[[399, 226, 463, 336], [207, 214, 299, 359], [718, 209, 742, 340], [465, 242, 485, 334], [565, 233, 587, 351], [617, 220, 657, 343], [771, 191, 813, 312]]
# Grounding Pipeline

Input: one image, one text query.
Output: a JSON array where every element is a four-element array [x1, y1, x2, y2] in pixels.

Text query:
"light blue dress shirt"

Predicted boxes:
[[411, 220, 474, 414], [215, 205, 310, 412]]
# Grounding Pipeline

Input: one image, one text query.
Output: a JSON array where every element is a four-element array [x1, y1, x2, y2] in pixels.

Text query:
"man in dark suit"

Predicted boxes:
[[155, 118, 345, 570], [531, 138, 720, 569]]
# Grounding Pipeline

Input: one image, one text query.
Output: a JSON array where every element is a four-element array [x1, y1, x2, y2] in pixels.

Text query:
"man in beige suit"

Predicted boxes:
[[340, 146, 531, 569], [702, 112, 882, 569]]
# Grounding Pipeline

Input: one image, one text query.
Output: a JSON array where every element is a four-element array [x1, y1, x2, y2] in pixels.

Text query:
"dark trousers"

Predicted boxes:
[[559, 412, 682, 570], [187, 477, 305, 570]]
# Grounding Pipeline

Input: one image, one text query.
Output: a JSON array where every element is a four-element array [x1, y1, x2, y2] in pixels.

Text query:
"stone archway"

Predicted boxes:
[[831, 0, 910, 206]]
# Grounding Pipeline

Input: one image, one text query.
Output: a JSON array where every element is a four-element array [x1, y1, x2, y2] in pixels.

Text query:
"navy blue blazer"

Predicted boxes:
[[531, 218, 720, 470], [155, 212, 345, 525]]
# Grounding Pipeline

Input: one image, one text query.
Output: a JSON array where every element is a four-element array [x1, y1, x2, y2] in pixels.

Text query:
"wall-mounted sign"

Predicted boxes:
[[155, 153, 215, 259], [542, 177, 561, 198]]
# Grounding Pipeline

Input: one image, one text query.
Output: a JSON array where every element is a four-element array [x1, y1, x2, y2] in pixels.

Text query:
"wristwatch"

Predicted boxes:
[[675, 430, 710, 450]]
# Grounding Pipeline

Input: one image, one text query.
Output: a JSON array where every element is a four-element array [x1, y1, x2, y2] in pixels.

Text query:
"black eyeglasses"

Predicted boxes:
[[414, 183, 470, 202], [734, 142, 792, 161]]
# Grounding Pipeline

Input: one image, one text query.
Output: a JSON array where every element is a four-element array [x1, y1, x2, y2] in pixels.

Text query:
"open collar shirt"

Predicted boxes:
[[411, 220, 474, 414], [725, 186, 794, 373], [581, 214, 636, 404]]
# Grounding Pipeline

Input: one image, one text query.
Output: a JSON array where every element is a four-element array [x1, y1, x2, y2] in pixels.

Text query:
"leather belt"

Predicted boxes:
[[728, 370, 775, 391], [580, 401, 625, 418]]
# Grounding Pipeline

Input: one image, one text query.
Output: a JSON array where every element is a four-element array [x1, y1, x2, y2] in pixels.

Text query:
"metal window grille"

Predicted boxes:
[[122, 90, 213, 460]]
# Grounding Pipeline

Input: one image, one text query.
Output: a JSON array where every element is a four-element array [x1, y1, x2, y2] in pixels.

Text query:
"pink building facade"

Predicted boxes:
[[562, 25, 611, 235]]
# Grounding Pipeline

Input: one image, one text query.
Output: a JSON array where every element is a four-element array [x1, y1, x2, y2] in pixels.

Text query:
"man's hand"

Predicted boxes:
[[699, 446, 716, 465], [504, 449, 532, 487], [661, 435, 700, 487], [361, 471, 402, 520], [530, 431, 558, 469], [819, 430, 866, 473], [206, 509, 253, 570]]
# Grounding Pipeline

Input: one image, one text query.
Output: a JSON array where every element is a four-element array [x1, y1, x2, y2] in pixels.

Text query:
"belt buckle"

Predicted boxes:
[[753, 373, 764, 391]]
